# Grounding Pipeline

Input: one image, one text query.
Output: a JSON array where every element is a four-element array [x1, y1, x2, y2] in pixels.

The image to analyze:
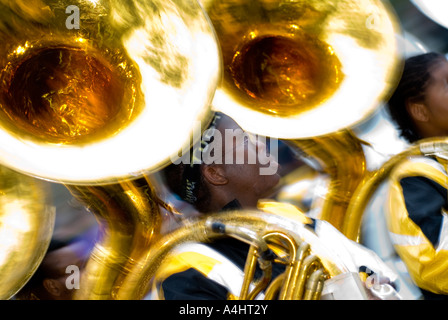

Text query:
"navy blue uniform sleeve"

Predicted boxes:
[[400, 176, 447, 247], [161, 268, 230, 300]]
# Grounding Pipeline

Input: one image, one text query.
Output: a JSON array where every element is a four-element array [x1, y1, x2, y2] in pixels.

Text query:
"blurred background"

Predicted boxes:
[[391, 0, 448, 54]]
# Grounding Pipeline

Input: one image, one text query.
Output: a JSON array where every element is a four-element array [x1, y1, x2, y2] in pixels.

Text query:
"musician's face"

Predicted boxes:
[[423, 59, 448, 136], [212, 115, 280, 207]]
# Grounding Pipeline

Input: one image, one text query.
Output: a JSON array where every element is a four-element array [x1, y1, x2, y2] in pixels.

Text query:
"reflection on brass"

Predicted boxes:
[[0, 0, 404, 300], [0, 0, 219, 185], [1, 45, 142, 144], [229, 34, 343, 116], [200, 0, 402, 236], [289, 130, 368, 232], [0, 166, 55, 299], [118, 210, 346, 300], [0, 0, 219, 300], [69, 176, 162, 300], [344, 137, 448, 241]]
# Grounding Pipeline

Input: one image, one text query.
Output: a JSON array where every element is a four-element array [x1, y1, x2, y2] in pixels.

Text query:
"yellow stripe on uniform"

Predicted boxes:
[[385, 156, 448, 294]]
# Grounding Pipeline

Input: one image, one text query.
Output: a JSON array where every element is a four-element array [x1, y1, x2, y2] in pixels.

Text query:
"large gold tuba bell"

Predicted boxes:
[[0, 0, 404, 300], [199, 0, 403, 235], [0, 0, 220, 299], [119, 0, 405, 300]]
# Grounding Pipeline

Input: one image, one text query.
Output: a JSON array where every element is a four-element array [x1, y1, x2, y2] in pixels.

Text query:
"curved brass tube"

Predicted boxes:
[[0, 166, 55, 299], [263, 231, 304, 300], [289, 130, 369, 232], [343, 137, 448, 241], [264, 273, 285, 300], [117, 210, 349, 300], [68, 176, 162, 300], [303, 269, 326, 300], [281, 241, 311, 300], [240, 245, 273, 300]]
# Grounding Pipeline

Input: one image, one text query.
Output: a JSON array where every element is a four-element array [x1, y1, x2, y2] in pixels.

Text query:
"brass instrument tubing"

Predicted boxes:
[[213, 223, 274, 300], [344, 138, 448, 241], [314, 274, 326, 300], [262, 232, 300, 300], [291, 255, 319, 300], [209, 222, 271, 254], [240, 246, 259, 300], [281, 241, 310, 300], [303, 268, 325, 300], [69, 177, 162, 300], [264, 273, 286, 300], [119, 211, 347, 299], [290, 130, 368, 234], [247, 252, 273, 300]]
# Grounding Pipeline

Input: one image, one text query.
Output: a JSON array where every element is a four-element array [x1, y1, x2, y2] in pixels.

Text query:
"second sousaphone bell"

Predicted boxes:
[[200, 0, 404, 233]]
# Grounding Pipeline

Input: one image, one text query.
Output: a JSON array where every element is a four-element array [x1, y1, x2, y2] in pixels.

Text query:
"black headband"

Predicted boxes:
[[180, 113, 221, 204]]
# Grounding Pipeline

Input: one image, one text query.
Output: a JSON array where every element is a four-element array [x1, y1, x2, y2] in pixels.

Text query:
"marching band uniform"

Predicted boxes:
[[385, 156, 448, 299], [147, 201, 399, 300]]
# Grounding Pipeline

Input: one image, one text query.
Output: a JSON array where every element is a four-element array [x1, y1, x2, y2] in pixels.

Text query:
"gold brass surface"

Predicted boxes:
[[344, 137, 448, 241], [0, 0, 220, 185], [68, 176, 163, 299], [118, 210, 349, 299], [201, 0, 403, 139], [0, 166, 55, 299], [0, 0, 220, 300], [289, 130, 368, 232], [0, 0, 405, 300], [198, 0, 403, 235]]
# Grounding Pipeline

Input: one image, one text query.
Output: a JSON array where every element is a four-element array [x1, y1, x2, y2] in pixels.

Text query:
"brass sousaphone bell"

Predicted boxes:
[[0, 0, 220, 299], [199, 0, 404, 236], [0, 0, 403, 300], [119, 0, 406, 300]]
